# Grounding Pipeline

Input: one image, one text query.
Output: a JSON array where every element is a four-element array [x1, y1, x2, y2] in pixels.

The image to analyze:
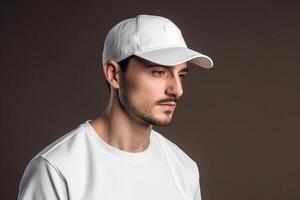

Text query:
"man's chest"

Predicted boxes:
[[65, 158, 183, 200]]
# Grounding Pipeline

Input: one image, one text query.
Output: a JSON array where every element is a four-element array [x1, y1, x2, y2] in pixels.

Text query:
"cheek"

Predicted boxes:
[[130, 77, 163, 105]]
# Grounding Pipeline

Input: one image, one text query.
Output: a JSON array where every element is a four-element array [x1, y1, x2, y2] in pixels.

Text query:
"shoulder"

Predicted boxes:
[[152, 129, 199, 177], [18, 156, 68, 199], [152, 129, 200, 198], [32, 122, 90, 168]]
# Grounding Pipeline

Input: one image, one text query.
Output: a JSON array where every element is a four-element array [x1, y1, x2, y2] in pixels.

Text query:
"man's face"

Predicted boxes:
[[118, 57, 188, 126]]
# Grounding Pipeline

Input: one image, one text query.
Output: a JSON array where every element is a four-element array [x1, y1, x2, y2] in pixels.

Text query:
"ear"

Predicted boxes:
[[103, 59, 121, 90]]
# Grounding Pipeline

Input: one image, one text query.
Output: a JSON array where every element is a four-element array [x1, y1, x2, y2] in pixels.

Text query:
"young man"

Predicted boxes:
[[17, 14, 213, 200]]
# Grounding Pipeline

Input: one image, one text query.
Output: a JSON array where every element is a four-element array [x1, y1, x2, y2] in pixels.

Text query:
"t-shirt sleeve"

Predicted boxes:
[[17, 157, 68, 200], [194, 182, 201, 200], [193, 162, 202, 200]]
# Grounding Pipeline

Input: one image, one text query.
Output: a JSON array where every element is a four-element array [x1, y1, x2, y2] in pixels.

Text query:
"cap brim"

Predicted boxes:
[[134, 47, 213, 69]]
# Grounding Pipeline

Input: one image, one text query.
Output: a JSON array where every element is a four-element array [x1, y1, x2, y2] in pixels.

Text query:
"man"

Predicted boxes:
[[17, 14, 213, 200]]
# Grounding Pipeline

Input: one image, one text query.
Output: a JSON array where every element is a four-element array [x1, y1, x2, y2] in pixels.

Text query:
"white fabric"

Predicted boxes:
[[102, 14, 213, 69], [17, 121, 201, 200]]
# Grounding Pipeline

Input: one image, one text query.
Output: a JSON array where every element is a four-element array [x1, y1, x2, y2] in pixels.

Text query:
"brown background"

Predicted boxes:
[[1, 0, 300, 199]]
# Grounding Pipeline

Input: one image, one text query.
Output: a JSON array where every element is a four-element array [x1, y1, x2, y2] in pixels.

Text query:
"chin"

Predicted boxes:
[[132, 108, 174, 126], [150, 116, 173, 126]]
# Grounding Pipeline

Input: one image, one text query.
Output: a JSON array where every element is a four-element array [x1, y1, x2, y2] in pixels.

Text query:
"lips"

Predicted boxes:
[[159, 103, 176, 109], [159, 103, 176, 106]]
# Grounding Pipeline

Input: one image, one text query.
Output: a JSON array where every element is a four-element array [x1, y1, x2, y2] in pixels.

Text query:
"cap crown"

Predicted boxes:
[[102, 15, 187, 65]]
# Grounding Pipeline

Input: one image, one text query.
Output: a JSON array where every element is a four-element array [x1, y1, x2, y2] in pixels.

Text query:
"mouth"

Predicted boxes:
[[158, 103, 176, 110]]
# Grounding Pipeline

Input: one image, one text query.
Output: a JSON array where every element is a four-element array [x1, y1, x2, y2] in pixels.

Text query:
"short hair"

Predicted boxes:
[[105, 55, 135, 92]]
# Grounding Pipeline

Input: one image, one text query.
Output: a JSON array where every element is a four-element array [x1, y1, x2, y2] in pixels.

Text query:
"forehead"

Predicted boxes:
[[130, 56, 187, 70]]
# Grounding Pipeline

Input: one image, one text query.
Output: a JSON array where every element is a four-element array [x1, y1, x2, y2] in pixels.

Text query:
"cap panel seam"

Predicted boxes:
[[138, 15, 143, 52]]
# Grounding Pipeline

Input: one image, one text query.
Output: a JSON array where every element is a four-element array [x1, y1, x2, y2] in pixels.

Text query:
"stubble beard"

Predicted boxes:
[[118, 79, 173, 126]]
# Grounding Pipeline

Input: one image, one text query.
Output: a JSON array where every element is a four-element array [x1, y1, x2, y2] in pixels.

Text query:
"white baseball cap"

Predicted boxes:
[[102, 14, 213, 69]]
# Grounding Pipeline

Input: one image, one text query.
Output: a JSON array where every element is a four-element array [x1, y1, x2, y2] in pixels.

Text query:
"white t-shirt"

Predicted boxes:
[[17, 121, 201, 200]]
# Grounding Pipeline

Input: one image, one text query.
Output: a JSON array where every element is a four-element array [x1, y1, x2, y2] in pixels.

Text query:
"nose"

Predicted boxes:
[[165, 74, 183, 98]]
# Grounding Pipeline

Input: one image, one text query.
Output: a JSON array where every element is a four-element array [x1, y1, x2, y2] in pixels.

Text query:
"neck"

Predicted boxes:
[[90, 91, 152, 153]]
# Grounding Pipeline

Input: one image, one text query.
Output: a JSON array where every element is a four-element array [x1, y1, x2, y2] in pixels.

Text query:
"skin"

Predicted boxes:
[[90, 56, 188, 153]]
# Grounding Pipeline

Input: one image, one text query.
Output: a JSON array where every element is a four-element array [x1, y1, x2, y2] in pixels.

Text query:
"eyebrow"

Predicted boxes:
[[147, 64, 189, 73], [136, 57, 188, 72], [179, 67, 189, 73]]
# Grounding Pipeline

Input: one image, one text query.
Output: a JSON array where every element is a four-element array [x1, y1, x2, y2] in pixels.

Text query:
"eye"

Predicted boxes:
[[152, 70, 166, 77], [179, 73, 186, 80]]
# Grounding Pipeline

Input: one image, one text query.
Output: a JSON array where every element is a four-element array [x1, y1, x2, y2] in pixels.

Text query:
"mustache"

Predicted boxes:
[[156, 97, 178, 104]]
